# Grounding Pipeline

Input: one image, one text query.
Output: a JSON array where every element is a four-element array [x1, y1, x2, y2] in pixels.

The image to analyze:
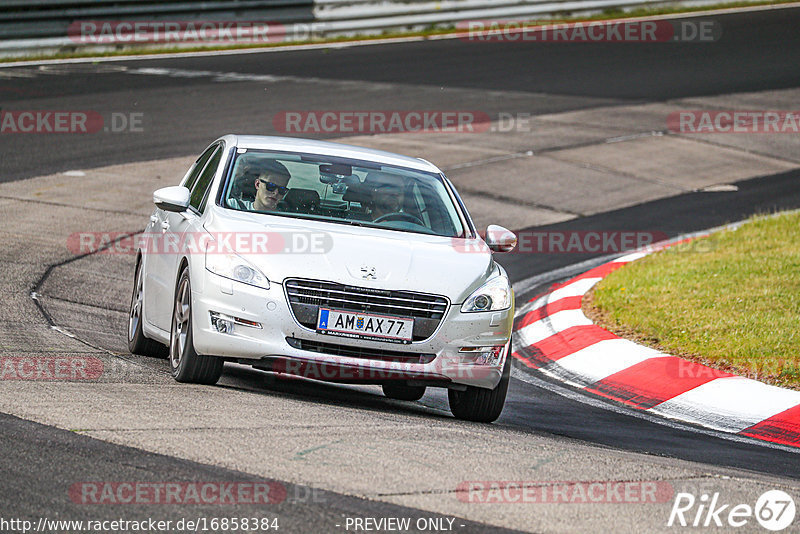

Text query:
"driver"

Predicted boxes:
[[230, 159, 291, 212], [366, 172, 405, 221]]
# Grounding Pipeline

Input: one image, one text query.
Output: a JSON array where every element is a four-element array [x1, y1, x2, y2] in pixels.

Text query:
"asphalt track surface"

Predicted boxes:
[[3, 6, 800, 530], [0, 413, 517, 533], [2, 8, 800, 182]]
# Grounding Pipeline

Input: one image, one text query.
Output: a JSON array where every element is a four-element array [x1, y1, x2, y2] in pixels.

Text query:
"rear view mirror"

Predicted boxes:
[[485, 225, 517, 253], [320, 163, 353, 184], [153, 186, 191, 212]]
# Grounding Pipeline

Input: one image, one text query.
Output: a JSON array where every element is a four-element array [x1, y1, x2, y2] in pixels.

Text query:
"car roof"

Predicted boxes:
[[226, 135, 441, 173]]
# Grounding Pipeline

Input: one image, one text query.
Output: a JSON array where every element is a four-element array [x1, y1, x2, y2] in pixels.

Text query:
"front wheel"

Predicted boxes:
[[169, 268, 223, 384], [448, 343, 511, 423]]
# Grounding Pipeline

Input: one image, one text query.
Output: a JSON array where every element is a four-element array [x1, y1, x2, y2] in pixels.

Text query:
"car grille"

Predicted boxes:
[[286, 337, 436, 364], [284, 278, 449, 342]]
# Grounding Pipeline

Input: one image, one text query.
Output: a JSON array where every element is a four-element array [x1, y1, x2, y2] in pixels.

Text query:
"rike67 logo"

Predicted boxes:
[[667, 490, 795, 531]]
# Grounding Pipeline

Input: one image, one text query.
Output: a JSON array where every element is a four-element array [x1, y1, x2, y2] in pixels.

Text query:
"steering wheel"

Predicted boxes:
[[373, 212, 425, 226]]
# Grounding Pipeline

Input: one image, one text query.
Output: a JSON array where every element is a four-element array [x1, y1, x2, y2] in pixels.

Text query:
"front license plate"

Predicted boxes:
[[316, 308, 413, 344]]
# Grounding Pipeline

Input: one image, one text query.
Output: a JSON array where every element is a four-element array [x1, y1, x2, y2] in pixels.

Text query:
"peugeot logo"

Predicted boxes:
[[360, 266, 377, 280]]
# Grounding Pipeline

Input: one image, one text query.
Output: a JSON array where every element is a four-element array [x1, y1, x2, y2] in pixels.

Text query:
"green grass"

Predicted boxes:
[[589, 211, 800, 389], [3, 0, 798, 63]]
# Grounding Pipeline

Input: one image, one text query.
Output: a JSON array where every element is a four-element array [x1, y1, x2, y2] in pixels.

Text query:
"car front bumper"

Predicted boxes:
[[191, 272, 513, 389]]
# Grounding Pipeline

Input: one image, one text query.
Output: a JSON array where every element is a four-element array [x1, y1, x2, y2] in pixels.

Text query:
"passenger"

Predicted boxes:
[[365, 172, 405, 221]]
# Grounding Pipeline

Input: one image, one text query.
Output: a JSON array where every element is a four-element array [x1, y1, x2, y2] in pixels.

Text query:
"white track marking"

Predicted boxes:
[[516, 309, 592, 346], [651, 378, 800, 434], [554, 338, 663, 384]]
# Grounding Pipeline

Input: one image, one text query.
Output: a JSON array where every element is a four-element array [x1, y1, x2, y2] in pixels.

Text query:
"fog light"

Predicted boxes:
[[210, 312, 235, 334], [459, 346, 504, 366], [209, 312, 262, 334]]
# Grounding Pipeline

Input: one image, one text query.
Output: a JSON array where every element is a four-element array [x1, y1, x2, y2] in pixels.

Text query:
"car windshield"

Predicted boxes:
[[222, 149, 466, 237]]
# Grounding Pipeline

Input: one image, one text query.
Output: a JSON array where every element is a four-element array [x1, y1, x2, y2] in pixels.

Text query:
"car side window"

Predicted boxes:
[[183, 144, 218, 192], [189, 145, 223, 212]]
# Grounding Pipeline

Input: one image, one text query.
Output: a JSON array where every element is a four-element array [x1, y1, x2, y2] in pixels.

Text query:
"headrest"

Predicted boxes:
[[363, 171, 400, 188], [343, 172, 402, 205], [231, 175, 257, 201], [282, 188, 320, 213]]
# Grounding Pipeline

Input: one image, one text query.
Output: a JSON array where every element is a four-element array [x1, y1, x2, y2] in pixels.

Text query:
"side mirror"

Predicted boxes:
[[485, 224, 517, 253], [153, 186, 191, 213]]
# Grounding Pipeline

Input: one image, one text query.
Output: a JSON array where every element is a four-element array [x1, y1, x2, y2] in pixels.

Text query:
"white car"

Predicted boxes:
[[128, 135, 517, 422]]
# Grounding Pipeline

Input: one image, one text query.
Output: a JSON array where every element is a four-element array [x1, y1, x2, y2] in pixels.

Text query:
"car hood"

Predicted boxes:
[[203, 209, 495, 303]]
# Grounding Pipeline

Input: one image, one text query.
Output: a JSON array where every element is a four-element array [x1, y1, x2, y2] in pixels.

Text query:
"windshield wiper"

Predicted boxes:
[[342, 219, 370, 227]]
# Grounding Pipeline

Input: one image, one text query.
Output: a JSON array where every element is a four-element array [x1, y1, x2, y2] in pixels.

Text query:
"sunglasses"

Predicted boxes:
[[258, 179, 288, 195]]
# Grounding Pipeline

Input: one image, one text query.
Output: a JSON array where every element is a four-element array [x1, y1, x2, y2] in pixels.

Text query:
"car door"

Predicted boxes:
[[145, 143, 222, 331]]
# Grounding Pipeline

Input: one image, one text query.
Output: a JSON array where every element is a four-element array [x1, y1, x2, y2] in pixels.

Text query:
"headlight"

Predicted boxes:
[[461, 274, 512, 312], [205, 250, 270, 290]]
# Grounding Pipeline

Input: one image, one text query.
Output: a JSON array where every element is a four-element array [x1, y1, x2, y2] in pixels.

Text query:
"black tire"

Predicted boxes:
[[128, 258, 168, 358], [169, 267, 223, 384], [448, 343, 512, 423], [382, 383, 426, 401]]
